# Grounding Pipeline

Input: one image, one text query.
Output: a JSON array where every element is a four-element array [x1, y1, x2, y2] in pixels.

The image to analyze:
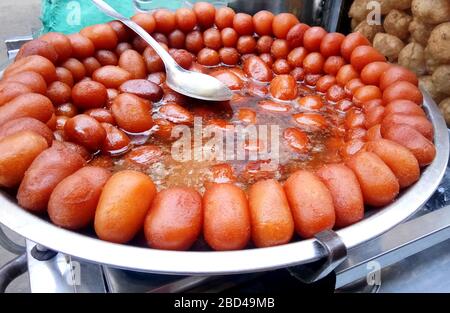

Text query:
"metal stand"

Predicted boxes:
[[335, 204, 450, 290], [25, 240, 106, 293]]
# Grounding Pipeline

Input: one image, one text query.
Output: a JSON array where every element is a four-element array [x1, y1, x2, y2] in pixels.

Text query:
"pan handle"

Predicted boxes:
[[288, 230, 347, 284]]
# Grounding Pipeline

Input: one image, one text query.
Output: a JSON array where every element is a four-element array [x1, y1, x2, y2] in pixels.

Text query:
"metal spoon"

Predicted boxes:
[[91, 0, 232, 101]]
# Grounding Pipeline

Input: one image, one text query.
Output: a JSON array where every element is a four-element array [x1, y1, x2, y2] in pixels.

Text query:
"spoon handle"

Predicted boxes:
[[91, 0, 177, 69]]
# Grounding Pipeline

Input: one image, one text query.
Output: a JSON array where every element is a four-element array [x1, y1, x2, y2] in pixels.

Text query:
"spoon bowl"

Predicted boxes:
[[166, 66, 234, 101], [91, 0, 233, 102]]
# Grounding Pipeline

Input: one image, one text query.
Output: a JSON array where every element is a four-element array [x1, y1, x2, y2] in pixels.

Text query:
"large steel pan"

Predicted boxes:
[[0, 63, 448, 276]]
